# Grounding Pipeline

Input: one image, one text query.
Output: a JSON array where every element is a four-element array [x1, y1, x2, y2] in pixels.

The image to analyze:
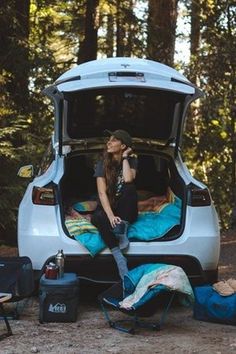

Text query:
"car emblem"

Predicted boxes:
[[121, 64, 130, 68]]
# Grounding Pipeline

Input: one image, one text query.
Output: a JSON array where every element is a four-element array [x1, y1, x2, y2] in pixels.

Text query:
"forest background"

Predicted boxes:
[[0, 0, 235, 244]]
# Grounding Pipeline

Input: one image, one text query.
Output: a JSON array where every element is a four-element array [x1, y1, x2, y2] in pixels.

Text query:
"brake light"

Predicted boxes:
[[188, 188, 211, 206], [32, 186, 57, 205]]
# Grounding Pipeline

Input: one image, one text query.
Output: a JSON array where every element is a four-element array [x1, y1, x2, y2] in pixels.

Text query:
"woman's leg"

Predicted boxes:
[[91, 207, 117, 249], [115, 183, 138, 223], [112, 183, 138, 250], [91, 207, 128, 279]]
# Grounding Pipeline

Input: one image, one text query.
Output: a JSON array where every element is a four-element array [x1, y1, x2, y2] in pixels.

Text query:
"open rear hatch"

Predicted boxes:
[[43, 58, 203, 156], [44, 58, 203, 242]]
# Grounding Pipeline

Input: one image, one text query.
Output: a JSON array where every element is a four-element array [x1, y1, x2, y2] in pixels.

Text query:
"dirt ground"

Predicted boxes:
[[0, 230, 236, 354]]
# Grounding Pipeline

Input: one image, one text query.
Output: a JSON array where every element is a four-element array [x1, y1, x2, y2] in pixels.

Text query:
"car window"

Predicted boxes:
[[64, 87, 184, 141]]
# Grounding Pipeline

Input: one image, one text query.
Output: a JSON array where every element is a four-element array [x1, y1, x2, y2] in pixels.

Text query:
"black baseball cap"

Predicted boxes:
[[104, 129, 132, 147]]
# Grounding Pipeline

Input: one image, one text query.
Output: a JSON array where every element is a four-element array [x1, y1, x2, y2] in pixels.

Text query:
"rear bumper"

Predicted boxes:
[[39, 253, 217, 286]]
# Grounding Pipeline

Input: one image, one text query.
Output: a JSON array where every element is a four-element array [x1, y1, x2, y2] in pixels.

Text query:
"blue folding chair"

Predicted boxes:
[[99, 263, 194, 334], [99, 280, 176, 334]]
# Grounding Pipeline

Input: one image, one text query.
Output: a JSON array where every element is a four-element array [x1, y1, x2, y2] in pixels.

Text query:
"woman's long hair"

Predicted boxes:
[[103, 150, 120, 207]]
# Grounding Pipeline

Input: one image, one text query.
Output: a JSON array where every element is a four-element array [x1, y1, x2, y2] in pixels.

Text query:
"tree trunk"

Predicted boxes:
[[116, 0, 125, 56], [77, 0, 100, 64], [186, 1, 201, 133], [115, 0, 137, 57], [190, 0, 201, 84], [147, 0, 178, 66], [106, 13, 114, 57], [190, 0, 200, 56]]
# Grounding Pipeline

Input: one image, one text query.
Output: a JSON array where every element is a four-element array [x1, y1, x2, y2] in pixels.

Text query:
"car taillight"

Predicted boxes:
[[32, 186, 57, 205], [188, 188, 211, 207]]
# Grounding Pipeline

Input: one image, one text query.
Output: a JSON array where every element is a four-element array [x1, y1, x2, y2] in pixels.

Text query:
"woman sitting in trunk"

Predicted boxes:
[[91, 129, 138, 280]]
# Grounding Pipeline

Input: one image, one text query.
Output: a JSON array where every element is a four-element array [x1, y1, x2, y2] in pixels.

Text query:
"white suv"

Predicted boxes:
[[17, 57, 220, 284]]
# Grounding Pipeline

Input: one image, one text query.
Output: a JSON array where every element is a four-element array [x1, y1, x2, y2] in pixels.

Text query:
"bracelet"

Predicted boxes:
[[122, 156, 129, 161]]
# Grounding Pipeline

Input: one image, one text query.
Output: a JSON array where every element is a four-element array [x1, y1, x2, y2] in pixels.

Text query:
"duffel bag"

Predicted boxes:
[[193, 285, 236, 325]]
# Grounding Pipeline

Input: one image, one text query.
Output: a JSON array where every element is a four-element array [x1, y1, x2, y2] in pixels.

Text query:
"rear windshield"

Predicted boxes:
[[64, 87, 184, 140]]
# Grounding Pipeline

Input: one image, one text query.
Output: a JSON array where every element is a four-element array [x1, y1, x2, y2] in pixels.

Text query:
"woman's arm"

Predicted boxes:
[[122, 159, 136, 182], [97, 177, 121, 227], [122, 148, 136, 182]]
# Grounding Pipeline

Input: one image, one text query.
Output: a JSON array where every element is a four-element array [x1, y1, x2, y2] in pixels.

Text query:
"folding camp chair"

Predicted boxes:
[[98, 263, 194, 334], [0, 256, 34, 321], [98, 281, 176, 334], [0, 293, 13, 340]]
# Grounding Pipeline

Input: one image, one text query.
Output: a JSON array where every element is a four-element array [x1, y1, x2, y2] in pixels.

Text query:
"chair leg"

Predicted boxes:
[[158, 292, 176, 329], [0, 303, 13, 341], [100, 300, 136, 334]]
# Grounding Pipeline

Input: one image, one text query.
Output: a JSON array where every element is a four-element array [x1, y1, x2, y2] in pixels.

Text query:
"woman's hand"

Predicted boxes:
[[109, 215, 122, 228], [122, 147, 133, 158]]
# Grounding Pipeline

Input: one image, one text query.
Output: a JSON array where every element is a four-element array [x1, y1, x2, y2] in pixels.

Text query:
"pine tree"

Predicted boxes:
[[147, 0, 179, 65]]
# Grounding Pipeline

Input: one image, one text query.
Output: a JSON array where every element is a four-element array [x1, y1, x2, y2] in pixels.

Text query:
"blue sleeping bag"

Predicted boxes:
[[194, 285, 236, 325]]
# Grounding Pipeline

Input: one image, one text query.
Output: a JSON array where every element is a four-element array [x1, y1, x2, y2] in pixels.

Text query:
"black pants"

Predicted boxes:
[[91, 183, 138, 249]]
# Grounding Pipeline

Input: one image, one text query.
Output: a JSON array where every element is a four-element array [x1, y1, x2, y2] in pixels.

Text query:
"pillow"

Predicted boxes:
[[65, 218, 106, 257], [74, 232, 106, 257], [73, 200, 97, 212], [65, 217, 98, 236]]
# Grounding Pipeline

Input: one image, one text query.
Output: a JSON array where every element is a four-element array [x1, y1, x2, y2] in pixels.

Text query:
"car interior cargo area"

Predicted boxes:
[[60, 151, 184, 243]]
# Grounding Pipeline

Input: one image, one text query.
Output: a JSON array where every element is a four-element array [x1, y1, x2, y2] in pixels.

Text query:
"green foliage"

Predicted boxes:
[[182, 0, 236, 229], [0, 97, 28, 242]]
